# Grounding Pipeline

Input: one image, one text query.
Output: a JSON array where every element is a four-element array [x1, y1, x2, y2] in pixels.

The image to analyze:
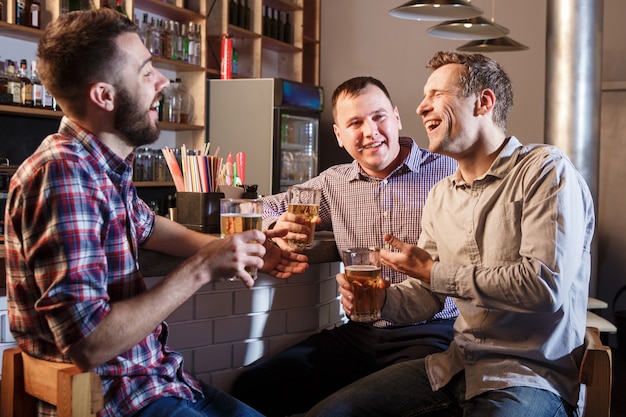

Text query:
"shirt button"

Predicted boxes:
[[467, 228, 472, 234], [472, 191, 479, 197], [383, 211, 388, 217]]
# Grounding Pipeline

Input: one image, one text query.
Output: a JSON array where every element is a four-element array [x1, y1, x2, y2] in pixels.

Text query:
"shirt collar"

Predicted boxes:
[[450, 136, 522, 187], [58, 116, 133, 182], [348, 136, 419, 181]]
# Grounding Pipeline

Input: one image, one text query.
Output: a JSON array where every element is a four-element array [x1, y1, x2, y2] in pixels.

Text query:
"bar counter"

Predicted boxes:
[[0, 232, 346, 394]]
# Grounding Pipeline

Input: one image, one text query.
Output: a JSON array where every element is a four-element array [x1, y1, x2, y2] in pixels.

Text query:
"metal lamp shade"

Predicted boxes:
[[456, 36, 529, 52], [427, 16, 510, 40], [389, 0, 483, 21]]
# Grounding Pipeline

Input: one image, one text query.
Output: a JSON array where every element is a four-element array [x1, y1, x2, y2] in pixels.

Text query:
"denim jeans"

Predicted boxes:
[[130, 382, 264, 417], [305, 358, 578, 417]]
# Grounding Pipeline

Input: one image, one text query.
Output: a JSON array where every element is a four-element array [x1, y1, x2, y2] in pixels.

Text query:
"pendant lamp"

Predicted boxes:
[[456, 36, 529, 52], [389, 0, 483, 21], [427, 16, 509, 40]]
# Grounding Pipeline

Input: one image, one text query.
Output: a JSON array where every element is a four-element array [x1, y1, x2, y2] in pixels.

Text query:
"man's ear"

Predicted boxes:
[[333, 123, 345, 148], [475, 89, 496, 116], [89, 82, 115, 112]]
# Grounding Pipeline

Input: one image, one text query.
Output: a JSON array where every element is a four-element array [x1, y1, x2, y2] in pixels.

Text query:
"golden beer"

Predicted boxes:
[[287, 203, 319, 248], [345, 265, 383, 322], [219, 198, 263, 280]]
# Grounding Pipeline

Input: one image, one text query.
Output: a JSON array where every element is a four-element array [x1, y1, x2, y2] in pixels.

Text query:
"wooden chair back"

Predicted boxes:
[[580, 326, 613, 417], [1, 346, 103, 417]]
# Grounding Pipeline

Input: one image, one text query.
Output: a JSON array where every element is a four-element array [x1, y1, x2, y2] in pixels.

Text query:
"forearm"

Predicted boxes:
[[69, 253, 211, 370], [383, 277, 444, 324], [141, 215, 217, 257]]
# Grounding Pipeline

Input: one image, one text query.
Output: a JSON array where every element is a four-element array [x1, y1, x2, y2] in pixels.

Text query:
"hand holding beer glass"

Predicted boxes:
[[342, 247, 383, 322], [220, 198, 263, 280], [286, 186, 321, 249]]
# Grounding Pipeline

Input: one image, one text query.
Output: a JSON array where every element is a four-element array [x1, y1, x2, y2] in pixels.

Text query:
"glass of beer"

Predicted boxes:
[[286, 186, 321, 249], [342, 247, 383, 322], [220, 198, 263, 280]]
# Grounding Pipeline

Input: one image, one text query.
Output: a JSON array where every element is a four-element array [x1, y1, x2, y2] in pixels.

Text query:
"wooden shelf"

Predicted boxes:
[[135, 0, 207, 21], [0, 105, 63, 119], [134, 181, 176, 188], [0, 21, 43, 42]]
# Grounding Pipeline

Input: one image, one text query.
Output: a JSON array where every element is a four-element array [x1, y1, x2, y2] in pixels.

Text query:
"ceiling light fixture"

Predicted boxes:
[[456, 36, 529, 52], [389, 0, 483, 22], [427, 16, 509, 40]]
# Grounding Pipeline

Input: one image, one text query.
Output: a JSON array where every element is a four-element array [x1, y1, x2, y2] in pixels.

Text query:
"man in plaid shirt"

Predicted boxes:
[[4, 8, 306, 417]]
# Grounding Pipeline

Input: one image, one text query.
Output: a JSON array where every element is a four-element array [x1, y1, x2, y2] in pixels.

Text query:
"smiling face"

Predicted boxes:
[[333, 84, 403, 178], [416, 63, 481, 158], [113, 33, 169, 147]]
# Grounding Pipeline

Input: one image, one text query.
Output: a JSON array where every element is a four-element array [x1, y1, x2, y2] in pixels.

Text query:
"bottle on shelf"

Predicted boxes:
[[193, 23, 202, 66], [15, 0, 28, 26], [0, 61, 11, 105], [244, 0, 251, 30], [232, 46, 238, 76], [262, 5, 270, 36], [6, 61, 21, 106], [115, 0, 127, 17], [270, 8, 279, 40], [228, 0, 237, 26], [1, 0, 4, 22], [163, 79, 181, 123], [30, 0, 40, 29], [30, 60, 43, 108], [236, 0, 244, 28], [18, 59, 33, 107], [101, 0, 112, 9], [276, 11, 284, 42], [177, 79, 194, 124], [150, 17, 161, 56], [186, 21, 196, 65], [283, 12, 292, 44], [180, 23, 189, 63]]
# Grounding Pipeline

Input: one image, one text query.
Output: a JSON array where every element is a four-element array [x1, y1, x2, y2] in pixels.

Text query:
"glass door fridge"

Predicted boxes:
[[208, 78, 324, 196]]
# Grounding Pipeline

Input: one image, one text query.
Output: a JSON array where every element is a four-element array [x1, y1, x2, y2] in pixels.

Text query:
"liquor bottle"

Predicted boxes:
[[115, 0, 127, 17], [193, 23, 202, 66], [6, 61, 21, 106], [186, 22, 196, 65], [29, 0, 40, 29], [177, 79, 194, 124], [276, 11, 284, 42], [262, 6, 270, 36], [19, 59, 33, 107], [174, 21, 183, 61], [244, 0, 250, 30], [180, 23, 189, 63], [232, 47, 238, 76], [150, 17, 160, 56], [30, 60, 43, 108], [228, 0, 237, 26], [271, 8, 279, 40], [0, 61, 11, 105], [283, 12, 292, 44], [15, 0, 27, 26], [236, 0, 244, 28]]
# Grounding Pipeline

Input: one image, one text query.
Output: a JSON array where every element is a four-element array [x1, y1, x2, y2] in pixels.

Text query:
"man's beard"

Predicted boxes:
[[114, 86, 161, 148]]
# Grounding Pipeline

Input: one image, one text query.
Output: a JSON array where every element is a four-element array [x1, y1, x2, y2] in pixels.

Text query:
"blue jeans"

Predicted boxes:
[[305, 358, 578, 417], [232, 319, 454, 416], [130, 383, 264, 417]]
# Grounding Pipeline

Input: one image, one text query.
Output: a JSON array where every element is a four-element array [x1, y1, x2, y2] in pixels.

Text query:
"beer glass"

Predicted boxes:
[[342, 247, 383, 322], [286, 186, 321, 248], [220, 198, 263, 280]]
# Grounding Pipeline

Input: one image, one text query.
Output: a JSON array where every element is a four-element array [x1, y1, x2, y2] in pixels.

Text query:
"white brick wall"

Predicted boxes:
[[144, 260, 346, 393]]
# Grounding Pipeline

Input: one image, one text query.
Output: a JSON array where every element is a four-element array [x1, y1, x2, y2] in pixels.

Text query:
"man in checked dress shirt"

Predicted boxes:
[[232, 76, 458, 417]]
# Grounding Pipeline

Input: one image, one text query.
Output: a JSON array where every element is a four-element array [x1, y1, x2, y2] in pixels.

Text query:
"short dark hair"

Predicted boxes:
[[427, 51, 513, 131], [37, 8, 140, 117], [331, 76, 393, 122]]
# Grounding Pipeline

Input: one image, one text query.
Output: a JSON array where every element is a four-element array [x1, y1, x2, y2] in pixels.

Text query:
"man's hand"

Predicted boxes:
[[380, 233, 434, 283], [269, 212, 312, 251], [260, 228, 309, 279]]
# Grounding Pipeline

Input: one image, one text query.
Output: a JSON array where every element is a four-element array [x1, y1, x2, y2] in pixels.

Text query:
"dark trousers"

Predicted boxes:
[[231, 319, 455, 417]]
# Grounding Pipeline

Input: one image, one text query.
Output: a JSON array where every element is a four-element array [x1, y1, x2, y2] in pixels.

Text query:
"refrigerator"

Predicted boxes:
[[208, 78, 324, 196]]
